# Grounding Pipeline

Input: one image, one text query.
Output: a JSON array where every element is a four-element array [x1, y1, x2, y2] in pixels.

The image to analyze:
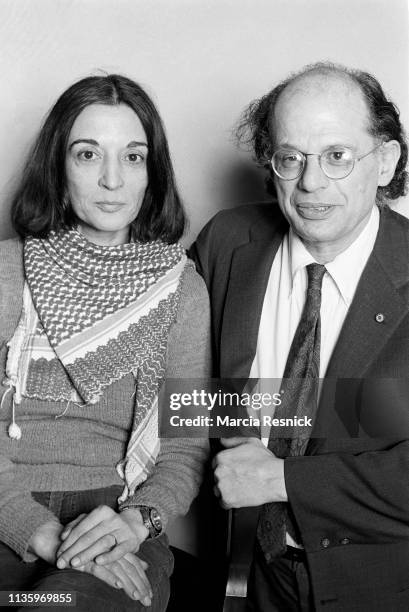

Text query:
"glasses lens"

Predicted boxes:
[[321, 147, 354, 179], [272, 150, 304, 179]]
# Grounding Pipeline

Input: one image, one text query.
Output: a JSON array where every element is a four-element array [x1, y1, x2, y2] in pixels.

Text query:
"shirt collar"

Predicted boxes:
[[288, 205, 380, 305]]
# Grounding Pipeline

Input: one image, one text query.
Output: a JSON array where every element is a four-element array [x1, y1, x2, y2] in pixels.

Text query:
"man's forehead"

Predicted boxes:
[[278, 71, 364, 109], [271, 71, 371, 139]]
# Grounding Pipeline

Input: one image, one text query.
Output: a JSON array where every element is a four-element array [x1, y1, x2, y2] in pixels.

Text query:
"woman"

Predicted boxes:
[[0, 75, 210, 611]]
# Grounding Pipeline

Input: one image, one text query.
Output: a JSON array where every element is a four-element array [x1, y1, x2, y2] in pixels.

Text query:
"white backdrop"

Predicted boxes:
[[1, 0, 408, 244]]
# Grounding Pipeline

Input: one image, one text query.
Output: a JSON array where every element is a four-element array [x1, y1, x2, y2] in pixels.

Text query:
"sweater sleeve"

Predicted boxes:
[[0, 240, 60, 561], [0, 238, 25, 345], [119, 262, 211, 527], [0, 457, 58, 562]]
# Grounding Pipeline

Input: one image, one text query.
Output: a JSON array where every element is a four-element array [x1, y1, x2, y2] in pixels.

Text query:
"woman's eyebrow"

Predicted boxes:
[[127, 141, 148, 148], [68, 138, 99, 150], [68, 139, 148, 150]]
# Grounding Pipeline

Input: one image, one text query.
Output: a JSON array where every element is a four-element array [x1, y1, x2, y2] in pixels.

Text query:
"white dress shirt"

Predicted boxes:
[[249, 205, 380, 547], [250, 205, 380, 380]]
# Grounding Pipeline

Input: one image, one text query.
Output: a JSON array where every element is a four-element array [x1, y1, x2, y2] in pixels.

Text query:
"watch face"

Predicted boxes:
[[150, 508, 162, 532]]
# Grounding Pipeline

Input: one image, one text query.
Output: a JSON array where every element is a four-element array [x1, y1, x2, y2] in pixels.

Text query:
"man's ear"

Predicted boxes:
[[377, 140, 401, 187]]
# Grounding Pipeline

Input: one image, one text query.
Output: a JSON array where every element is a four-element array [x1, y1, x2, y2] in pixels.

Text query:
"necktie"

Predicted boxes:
[[257, 263, 326, 559]]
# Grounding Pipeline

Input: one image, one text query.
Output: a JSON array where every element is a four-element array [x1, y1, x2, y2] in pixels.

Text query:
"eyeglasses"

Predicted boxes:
[[270, 143, 383, 181]]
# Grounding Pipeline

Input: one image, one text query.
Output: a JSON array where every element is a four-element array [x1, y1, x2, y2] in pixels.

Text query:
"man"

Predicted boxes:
[[191, 63, 409, 611]]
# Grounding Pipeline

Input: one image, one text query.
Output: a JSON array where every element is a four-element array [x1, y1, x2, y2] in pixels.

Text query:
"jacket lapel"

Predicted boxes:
[[312, 208, 409, 443], [325, 208, 409, 380], [220, 222, 287, 378]]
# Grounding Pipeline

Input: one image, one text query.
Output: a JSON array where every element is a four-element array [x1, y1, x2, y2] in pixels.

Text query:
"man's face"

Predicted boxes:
[[271, 76, 383, 261]]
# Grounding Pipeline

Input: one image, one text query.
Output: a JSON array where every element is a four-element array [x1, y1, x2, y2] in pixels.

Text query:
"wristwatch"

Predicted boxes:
[[134, 505, 163, 539]]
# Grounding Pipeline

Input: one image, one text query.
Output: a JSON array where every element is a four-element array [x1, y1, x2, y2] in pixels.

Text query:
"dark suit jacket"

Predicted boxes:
[[191, 203, 409, 611]]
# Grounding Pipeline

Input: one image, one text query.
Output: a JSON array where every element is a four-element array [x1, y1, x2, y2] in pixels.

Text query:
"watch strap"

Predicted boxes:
[[121, 503, 162, 538]]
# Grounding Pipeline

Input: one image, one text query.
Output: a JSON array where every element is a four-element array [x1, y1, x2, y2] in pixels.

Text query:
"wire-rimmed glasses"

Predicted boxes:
[[270, 143, 383, 181]]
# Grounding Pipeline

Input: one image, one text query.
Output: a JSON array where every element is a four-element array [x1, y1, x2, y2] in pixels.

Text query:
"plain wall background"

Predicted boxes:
[[1, 0, 408, 245]]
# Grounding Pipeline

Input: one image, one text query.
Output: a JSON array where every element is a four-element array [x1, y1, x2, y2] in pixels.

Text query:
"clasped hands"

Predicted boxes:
[[213, 437, 288, 507], [56, 505, 148, 569], [30, 506, 152, 606], [57, 505, 151, 604]]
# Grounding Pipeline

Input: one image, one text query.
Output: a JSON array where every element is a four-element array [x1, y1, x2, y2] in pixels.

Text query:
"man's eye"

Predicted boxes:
[[326, 149, 351, 164], [281, 152, 301, 166]]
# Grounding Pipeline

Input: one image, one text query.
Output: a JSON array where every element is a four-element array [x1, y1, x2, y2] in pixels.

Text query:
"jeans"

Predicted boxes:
[[0, 486, 173, 612]]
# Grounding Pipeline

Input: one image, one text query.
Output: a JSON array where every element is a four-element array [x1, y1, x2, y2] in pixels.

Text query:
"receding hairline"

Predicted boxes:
[[271, 65, 372, 134], [276, 66, 367, 109]]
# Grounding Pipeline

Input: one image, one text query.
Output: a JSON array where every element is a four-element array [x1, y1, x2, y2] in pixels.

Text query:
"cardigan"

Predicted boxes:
[[0, 238, 211, 561]]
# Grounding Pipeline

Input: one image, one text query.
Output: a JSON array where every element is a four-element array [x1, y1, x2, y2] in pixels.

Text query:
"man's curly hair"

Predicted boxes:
[[235, 62, 408, 204]]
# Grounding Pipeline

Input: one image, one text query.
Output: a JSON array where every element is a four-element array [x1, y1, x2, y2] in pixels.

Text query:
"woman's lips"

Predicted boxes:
[[95, 201, 126, 212]]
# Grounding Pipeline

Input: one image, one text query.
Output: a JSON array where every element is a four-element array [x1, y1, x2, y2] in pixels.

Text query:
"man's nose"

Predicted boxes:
[[297, 154, 329, 192], [98, 158, 124, 190]]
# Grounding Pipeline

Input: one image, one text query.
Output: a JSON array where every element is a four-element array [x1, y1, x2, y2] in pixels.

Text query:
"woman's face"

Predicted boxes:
[[65, 103, 148, 246]]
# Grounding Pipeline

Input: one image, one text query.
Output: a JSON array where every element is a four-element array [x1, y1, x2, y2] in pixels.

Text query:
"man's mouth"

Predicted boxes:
[[303, 205, 330, 212], [295, 203, 336, 218]]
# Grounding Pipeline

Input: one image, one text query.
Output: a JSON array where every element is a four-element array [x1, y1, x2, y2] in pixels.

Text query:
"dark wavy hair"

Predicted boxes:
[[235, 61, 408, 204], [11, 74, 185, 242]]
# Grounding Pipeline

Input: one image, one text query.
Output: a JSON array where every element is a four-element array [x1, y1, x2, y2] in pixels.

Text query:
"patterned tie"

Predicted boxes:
[[257, 263, 326, 559]]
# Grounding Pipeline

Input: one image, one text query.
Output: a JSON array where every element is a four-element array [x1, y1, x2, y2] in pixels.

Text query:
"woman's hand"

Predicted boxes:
[[27, 518, 64, 564], [56, 505, 149, 569], [78, 552, 153, 606]]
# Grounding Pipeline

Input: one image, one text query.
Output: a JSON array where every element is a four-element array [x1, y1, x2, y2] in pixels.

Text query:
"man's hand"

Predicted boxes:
[[56, 506, 149, 569], [78, 552, 153, 606], [213, 437, 287, 508]]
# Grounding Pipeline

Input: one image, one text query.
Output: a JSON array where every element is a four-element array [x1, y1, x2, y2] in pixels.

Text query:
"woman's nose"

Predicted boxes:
[[98, 158, 124, 190], [297, 154, 329, 192]]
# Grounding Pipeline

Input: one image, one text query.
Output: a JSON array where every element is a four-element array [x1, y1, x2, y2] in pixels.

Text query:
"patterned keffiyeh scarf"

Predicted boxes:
[[6, 229, 188, 497]]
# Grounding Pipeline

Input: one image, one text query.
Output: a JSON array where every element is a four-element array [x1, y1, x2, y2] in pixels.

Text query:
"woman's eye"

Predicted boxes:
[[125, 152, 144, 164], [77, 150, 98, 161]]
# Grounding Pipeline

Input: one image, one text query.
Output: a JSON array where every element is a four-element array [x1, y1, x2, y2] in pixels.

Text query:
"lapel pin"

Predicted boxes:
[[375, 313, 385, 323]]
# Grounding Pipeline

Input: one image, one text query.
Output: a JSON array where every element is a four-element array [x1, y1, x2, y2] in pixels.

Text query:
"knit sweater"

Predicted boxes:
[[0, 238, 211, 561]]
